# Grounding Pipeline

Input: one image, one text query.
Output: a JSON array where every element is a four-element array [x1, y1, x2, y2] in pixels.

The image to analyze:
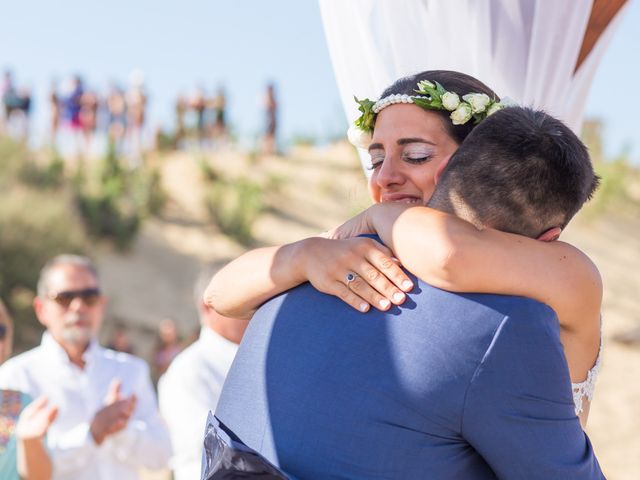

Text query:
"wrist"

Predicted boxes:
[[90, 422, 105, 445], [269, 240, 310, 289], [287, 238, 320, 284], [16, 433, 44, 444]]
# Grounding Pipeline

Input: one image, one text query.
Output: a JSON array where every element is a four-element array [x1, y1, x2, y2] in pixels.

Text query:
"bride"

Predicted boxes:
[[205, 70, 602, 427]]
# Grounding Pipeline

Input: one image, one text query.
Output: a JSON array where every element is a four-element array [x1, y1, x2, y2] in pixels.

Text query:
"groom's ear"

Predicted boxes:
[[434, 155, 453, 185], [537, 227, 562, 242]]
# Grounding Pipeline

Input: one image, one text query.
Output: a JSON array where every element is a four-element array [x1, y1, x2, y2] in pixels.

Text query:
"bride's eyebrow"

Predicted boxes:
[[397, 138, 436, 146], [368, 143, 384, 152]]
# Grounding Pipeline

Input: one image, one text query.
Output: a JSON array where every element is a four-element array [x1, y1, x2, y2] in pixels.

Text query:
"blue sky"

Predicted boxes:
[[1, 0, 638, 159]]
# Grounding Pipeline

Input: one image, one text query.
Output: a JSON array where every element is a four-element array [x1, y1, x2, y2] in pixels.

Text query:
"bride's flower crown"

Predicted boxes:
[[347, 80, 508, 149]]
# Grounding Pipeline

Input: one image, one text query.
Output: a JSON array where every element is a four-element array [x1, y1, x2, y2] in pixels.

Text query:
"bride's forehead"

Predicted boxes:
[[373, 104, 447, 137]]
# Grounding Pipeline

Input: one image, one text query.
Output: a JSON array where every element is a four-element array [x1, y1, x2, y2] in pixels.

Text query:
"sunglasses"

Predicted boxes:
[[48, 288, 102, 308]]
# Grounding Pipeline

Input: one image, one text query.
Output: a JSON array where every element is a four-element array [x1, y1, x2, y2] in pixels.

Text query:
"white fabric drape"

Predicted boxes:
[[319, 0, 629, 172]]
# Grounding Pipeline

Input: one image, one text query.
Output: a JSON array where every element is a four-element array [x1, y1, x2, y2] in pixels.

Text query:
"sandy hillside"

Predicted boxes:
[[101, 144, 639, 479]]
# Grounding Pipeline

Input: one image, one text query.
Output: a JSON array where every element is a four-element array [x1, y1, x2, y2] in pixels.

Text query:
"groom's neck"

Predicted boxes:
[[428, 191, 484, 230]]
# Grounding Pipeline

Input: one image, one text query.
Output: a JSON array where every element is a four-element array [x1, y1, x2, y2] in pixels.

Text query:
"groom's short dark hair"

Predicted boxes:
[[429, 107, 599, 238]]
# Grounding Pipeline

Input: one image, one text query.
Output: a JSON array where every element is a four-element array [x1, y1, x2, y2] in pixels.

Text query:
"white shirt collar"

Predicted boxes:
[[199, 327, 238, 361], [40, 331, 101, 367]]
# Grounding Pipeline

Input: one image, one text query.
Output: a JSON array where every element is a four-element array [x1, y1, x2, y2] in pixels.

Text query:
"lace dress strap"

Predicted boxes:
[[571, 336, 603, 415]]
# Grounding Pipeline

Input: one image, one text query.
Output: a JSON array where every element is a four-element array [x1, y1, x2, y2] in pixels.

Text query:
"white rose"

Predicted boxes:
[[347, 125, 373, 149], [450, 103, 473, 125], [486, 102, 505, 116], [462, 93, 491, 113], [417, 80, 435, 91], [442, 92, 461, 111]]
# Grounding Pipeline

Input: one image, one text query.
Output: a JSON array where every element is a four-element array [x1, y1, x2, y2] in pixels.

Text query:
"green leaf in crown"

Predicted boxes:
[[353, 96, 376, 134], [413, 80, 447, 110]]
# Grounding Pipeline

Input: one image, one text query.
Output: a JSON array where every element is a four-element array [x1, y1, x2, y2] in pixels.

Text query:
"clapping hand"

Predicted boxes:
[[15, 396, 58, 440], [90, 379, 137, 445]]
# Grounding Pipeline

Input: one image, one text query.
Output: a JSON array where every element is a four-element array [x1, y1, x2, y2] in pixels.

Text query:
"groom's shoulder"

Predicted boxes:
[[411, 281, 561, 341]]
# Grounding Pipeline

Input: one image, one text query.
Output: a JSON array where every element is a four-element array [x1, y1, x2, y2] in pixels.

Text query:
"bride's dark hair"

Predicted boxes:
[[380, 70, 499, 144]]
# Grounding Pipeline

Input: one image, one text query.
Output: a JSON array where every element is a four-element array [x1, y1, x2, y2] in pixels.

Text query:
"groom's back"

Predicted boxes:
[[216, 277, 576, 479]]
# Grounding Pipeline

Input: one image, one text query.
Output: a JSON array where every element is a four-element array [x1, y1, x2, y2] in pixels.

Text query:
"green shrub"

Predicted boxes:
[[198, 155, 220, 182], [205, 178, 264, 245], [18, 151, 66, 189], [74, 149, 166, 249]]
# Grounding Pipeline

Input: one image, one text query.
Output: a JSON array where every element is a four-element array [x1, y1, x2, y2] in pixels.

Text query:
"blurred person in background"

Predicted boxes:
[[48, 80, 60, 148], [173, 94, 187, 149], [262, 82, 278, 155], [106, 82, 127, 153], [106, 324, 134, 355], [79, 89, 99, 154], [0, 255, 171, 480], [16, 86, 32, 142], [1, 72, 31, 142], [152, 318, 182, 382], [126, 70, 147, 168], [1, 70, 16, 135], [61, 75, 85, 156], [210, 85, 227, 147], [191, 86, 207, 148], [158, 267, 248, 480], [0, 299, 57, 480]]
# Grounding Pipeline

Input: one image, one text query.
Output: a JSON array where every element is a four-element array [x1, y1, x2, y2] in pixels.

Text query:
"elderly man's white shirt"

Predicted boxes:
[[158, 327, 238, 480], [0, 333, 171, 480]]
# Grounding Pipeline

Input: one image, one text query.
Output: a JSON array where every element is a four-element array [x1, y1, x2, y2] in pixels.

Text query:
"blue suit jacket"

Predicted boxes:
[[216, 265, 603, 479]]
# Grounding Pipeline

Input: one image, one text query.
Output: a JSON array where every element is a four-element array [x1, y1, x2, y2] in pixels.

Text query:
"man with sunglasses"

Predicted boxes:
[[0, 254, 172, 480]]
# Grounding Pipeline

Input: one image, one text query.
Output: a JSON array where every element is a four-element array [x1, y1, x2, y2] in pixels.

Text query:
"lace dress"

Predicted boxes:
[[571, 340, 602, 415]]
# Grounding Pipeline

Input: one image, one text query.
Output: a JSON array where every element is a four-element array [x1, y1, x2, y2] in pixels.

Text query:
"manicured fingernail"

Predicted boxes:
[[360, 303, 369, 312], [379, 299, 391, 309], [393, 292, 405, 303], [401, 280, 413, 291]]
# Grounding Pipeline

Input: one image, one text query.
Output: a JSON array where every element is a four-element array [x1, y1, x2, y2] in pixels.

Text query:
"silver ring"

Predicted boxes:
[[345, 272, 359, 286]]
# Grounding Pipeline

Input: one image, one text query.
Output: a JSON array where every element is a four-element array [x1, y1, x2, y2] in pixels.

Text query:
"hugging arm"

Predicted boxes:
[[461, 305, 604, 479], [205, 237, 413, 319], [333, 203, 602, 389]]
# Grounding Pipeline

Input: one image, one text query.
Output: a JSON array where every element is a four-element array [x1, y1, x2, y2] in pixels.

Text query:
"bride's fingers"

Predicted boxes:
[[366, 247, 414, 295], [344, 271, 394, 311], [332, 282, 371, 313]]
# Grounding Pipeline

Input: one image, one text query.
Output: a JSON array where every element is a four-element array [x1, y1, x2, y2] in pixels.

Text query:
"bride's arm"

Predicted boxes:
[[204, 244, 304, 320], [335, 203, 602, 381], [204, 237, 413, 320]]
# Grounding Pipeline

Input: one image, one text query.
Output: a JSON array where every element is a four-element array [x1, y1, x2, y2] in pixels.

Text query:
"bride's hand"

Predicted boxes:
[[327, 202, 415, 240], [326, 208, 375, 240], [299, 237, 414, 312]]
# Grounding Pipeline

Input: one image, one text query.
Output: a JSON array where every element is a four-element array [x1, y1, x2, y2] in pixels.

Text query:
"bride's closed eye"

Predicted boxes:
[[402, 154, 432, 165], [401, 147, 434, 165], [367, 152, 385, 170]]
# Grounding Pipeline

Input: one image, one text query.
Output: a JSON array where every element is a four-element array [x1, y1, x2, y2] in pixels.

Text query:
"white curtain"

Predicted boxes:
[[319, 0, 629, 172]]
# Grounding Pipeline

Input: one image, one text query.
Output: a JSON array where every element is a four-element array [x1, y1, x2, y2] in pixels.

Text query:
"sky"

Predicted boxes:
[[1, 0, 638, 159]]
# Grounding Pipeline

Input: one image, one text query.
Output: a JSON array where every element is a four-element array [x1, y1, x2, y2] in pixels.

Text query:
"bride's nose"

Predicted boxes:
[[375, 156, 405, 189]]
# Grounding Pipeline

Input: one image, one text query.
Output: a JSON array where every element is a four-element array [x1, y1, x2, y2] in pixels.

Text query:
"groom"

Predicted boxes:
[[210, 108, 604, 479]]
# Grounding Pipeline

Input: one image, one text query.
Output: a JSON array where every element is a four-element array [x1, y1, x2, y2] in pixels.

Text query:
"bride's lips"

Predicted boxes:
[[381, 193, 423, 204]]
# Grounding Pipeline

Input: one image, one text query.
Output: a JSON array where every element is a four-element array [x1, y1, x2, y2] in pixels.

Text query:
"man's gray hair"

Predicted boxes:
[[37, 254, 100, 298]]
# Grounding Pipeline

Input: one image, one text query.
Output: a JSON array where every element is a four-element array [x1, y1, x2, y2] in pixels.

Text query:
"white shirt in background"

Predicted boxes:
[[0, 333, 172, 480], [158, 327, 239, 480]]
